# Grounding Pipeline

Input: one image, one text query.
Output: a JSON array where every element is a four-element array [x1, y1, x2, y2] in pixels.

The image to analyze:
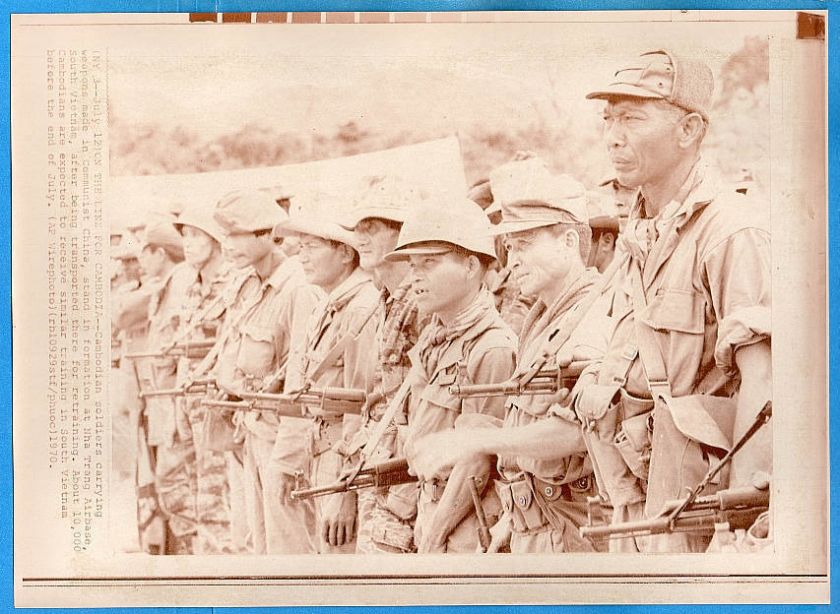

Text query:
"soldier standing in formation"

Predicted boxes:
[[390, 198, 517, 553], [576, 48, 771, 553], [337, 176, 429, 554], [275, 205, 380, 553], [113, 47, 771, 557]]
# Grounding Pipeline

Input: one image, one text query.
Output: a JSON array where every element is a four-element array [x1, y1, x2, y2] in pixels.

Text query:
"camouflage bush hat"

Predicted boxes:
[[586, 49, 714, 121], [213, 189, 288, 234], [273, 195, 359, 248], [141, 220, 184, 260], [488, 157, 588, 236], [174, 204, 226, 244], [384, 196, 496, 261], [340, 175, 426, 230]]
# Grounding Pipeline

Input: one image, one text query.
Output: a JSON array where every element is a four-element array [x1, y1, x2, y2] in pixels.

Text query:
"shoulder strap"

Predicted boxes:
[[305, 299, 380, 385], [628, 258, 672, 400]]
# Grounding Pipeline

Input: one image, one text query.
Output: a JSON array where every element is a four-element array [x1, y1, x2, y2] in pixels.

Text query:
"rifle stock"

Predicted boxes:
[[290, 457, 416, 500], [450, 360, 590, 399]]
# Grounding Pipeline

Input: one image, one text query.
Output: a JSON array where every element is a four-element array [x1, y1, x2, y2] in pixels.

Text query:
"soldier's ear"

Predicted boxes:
[[677, 112, 706, 149]]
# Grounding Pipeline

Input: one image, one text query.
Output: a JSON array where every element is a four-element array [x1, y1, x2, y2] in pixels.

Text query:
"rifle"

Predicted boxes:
[[200, 386, 368, 417], [124, 339, 216, 360], [581, 401, 772, 541], [580, 481, 769, 541], [450, 360, 590, 399], [290, 457, 417, 500], [138, 376, 216, 399]]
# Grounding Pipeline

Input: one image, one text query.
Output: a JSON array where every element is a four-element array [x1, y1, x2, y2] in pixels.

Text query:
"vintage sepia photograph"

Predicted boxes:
[[11, 9, 828, 606]]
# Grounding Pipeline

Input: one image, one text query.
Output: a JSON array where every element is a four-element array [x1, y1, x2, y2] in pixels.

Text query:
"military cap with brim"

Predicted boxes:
[[384, 197, 496, 261], [214, 189, 288, 234], [273, 214, 359, 249], [586, 48, 714, 121], [488, 158, 588, 236]]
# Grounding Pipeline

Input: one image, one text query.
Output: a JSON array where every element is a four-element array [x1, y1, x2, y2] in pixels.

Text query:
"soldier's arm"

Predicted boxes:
[[731, 339, 772, 487], [408, 414, 585, 483]]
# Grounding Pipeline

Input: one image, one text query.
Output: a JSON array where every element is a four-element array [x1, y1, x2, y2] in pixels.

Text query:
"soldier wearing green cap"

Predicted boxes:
[[407, 159, 613, 554], [575, 49, 772, 553], [389, 197, 516, 553]]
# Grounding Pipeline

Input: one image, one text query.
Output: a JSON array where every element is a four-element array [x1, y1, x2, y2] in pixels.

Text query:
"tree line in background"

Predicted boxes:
[[109, 37, 769, 193]]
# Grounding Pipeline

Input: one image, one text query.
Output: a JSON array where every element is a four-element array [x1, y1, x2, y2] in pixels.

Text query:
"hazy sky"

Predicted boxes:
[[107, 17, 782, 139]]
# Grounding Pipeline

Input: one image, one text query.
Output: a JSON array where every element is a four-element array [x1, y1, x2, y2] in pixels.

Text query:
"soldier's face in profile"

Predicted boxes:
[[224, 231, 271, 268], [602, 98, 685, 188], [505, 226, 575, 298], [354, 218, 400, 271], [181, 225, 217, 268], [297, 234, 351, 290], [408, 250, 478, 318], [138, 245, 166, 279], [590, 230, 616, 273]]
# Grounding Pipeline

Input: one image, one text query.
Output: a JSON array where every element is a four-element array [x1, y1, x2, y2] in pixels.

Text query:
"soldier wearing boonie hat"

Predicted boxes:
[[274, 198, 380, 555], [331, 176, 430, 554], [197, 190, 322, 555], [406, 159, 614, 555], [392, 197, 516, 553], [576, 49, 772, 554]]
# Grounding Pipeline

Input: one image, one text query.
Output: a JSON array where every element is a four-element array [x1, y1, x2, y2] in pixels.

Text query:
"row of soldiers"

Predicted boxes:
[[111, 48, 772, 556]]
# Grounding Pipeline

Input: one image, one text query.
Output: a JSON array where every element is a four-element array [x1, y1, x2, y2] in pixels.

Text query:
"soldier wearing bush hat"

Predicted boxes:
[[392, 196, 516, 553], [200, 189, 322, 555], [275, 196, 379, 555], [335, 176, 430, 554], [576, 48, 772, 554]]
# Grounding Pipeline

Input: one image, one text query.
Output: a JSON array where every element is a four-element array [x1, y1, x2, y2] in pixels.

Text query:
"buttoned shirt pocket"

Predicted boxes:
[[419, 371, 461, 415], [641, 287, 705, 335], [237, 321, 276, 379]]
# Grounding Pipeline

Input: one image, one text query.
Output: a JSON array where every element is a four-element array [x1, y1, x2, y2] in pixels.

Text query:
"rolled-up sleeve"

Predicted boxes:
[[704, 227, 771, 375]]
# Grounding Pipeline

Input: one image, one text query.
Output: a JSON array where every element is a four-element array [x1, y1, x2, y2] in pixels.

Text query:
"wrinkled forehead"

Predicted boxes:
[[504, 225, 551, 243], [603, 96, 660, 113]]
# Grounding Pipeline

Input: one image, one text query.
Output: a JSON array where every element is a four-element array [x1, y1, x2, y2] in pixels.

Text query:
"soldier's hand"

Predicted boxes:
[[409, 431, 480, 482], [484, 515, 512, 553], [322, 492, 357, 547], [275, 471, 296, 505]]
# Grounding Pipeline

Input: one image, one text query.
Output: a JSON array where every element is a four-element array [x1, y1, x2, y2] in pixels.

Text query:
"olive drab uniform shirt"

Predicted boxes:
[[578, 161, 771, 509], [275, 267, 379, 475], [405, 288, 517, 476], [499, 267, 612, 483]]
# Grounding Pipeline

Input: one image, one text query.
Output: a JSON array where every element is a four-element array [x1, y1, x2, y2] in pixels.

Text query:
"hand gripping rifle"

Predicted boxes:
[[290, 457, 417, 500], [580, 401, 772, 541], [200, 386, 368, 418], [450, 360, 591, 399]]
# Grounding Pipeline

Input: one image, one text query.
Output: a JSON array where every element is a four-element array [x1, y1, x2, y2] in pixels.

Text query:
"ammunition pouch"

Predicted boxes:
[[496, 474, 595, 534], [575, 384, 646, 507], [371, 516, 416, 553], [645, 394, 736, 517], [613, 390, 655, 481]]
